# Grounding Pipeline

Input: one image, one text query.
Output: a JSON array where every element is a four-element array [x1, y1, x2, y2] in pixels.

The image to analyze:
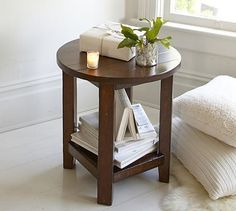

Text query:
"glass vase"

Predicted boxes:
[[135, 42, 158, 67]]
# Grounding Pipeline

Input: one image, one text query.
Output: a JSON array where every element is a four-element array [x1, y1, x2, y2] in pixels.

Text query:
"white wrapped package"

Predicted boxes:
[[79, 24, 135, 61]]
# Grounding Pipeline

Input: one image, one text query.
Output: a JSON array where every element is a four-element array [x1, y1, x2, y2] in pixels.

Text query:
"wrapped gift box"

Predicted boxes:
[[79, 24, 135, 61]]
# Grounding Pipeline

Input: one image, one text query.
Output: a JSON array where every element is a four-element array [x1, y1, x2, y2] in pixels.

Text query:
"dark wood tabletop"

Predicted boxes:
[[57, 39, 181, 86]]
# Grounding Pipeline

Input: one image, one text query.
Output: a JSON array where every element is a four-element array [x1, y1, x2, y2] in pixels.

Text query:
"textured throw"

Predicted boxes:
[[161, 155, 236, 211], [171, 117, 236, 200]]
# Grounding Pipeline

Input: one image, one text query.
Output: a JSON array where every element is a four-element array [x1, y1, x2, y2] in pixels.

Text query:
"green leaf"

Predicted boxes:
[[135, 27, 149, 32], [118, 18, 170, 49], [146, 17, 167, 43], [145, 30, 157, 43], [117, 38, 137, 48], [159, 36, 172, 48], [120, 24, 139, 41], [155, 17, 163, 33]]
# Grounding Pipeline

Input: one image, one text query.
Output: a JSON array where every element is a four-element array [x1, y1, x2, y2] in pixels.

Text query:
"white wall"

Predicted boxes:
[[124, 0, 138, 20], [0, 0, 125, 132]]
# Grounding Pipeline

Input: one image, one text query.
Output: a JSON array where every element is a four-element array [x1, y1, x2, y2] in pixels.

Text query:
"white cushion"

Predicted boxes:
[[172, 117, 236, 200], [173, 75, 236, 147]]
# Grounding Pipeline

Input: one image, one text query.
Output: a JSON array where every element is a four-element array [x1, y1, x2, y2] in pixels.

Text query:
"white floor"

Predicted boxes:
[[0, 107, 176, 211]]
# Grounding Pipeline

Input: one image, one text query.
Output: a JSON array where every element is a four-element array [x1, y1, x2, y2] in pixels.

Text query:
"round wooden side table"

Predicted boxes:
[[57, 39, 181, 205]]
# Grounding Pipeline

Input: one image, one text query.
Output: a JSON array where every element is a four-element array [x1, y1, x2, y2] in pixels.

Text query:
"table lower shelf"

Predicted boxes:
[[68, 141, 165, 182]]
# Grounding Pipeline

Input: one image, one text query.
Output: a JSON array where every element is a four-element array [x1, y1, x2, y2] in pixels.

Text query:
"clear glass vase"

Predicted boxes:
[[135, 42, 158, 67]]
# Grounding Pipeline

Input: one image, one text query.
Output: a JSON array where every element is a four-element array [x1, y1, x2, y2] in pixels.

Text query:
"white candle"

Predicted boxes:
[[87, 51, 99, 69]]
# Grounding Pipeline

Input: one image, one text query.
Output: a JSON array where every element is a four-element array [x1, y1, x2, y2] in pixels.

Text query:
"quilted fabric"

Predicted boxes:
[[172, 117, 236, 200]]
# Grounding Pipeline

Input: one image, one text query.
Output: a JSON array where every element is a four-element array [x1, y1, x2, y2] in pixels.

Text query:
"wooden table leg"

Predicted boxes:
[[63, 72, 77, 169], [158, 76, 173, 183], [97, 83, 115, 205]]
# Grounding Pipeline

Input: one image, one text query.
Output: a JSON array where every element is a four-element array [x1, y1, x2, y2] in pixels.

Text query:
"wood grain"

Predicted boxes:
[[97, 83, 115, 205], [57, 39, 181, 85], [63, 73, 77, 169], [158, 76, 173, 182]]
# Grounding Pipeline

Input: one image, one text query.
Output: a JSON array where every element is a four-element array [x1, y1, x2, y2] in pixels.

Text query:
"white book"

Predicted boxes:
[[115, 89, 138, 142], [116, 107, 135, 142], [71, 130, 158, 169], [78, 89, 138, 143], [71, 130, 98, 149], [116, 88, 132, 108], [115, 137, 158, 153], [114, 144, 157, 169], [79, 124, 98, 144], [72, 91, 158, 169], [131, 103, 157, 139], [78, 94, 156, 142], [79, 112, 99, 137], [71, 132, 98, 155]]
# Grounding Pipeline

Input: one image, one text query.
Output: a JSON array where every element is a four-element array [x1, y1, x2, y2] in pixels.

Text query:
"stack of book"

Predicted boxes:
[[71, 89, 158, 169]]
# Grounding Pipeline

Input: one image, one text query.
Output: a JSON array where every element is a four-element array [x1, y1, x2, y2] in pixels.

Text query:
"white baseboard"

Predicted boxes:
[[133, 71, 212, 109], [0, 75, 99, 133]]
